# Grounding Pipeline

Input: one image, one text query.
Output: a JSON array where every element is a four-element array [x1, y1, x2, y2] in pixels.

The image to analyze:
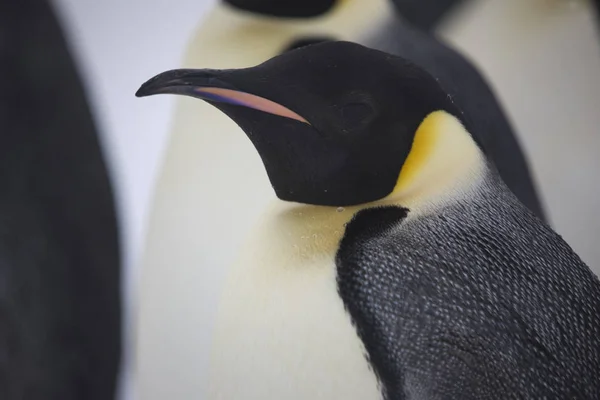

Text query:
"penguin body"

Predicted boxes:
[[137, 41, 600, 398], [206, 201, 382, 399], [432, 0, 600, 268], [0, 0, 121, 398]]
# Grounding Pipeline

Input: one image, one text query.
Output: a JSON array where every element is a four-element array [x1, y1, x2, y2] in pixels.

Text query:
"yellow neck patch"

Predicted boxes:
[[386, 110, 484, 211]]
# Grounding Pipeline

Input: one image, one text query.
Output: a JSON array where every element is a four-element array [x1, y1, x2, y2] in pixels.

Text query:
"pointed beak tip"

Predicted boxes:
[[136, 70, 172, 98], [135, 79, 156, 98], [135, 86, 147, 98]]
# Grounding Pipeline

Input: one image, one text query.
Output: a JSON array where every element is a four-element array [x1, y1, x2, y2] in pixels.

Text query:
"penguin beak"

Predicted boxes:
[[135, 66, 331, 205], [135, 69, 309, 124]]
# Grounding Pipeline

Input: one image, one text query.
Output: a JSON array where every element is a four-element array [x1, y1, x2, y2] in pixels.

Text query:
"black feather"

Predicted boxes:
[[337, 168, 600, 399], [0, 1, 122, 399]]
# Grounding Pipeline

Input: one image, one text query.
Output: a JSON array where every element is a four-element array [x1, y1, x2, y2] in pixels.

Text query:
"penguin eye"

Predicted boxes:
[[340, 102, 374, 127]]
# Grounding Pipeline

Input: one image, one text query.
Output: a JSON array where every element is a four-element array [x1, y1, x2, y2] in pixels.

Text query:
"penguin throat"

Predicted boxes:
[[270, 202, 360, 261]]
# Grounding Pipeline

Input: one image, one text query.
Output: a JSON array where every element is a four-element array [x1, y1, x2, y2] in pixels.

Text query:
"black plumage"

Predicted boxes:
[[337, 168, 600, 399], [389, 0, 466, 31], [0, 0, 122, 399]]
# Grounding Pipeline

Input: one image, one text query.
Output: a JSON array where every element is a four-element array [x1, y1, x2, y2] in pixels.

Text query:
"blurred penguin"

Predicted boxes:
[[0, 1, 121, 399], [389, 0, 466, 31]]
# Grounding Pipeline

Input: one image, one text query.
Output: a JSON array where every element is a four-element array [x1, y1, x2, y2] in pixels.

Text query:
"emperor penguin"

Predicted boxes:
[[137, 8, 547, 396], [137, 41, 600, 399]]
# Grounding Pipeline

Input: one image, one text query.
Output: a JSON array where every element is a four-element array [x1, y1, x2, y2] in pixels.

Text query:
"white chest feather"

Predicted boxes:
[[206, 203, 382, 400]]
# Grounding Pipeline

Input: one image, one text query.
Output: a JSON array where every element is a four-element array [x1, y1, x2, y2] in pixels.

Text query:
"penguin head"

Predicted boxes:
[[136, 41, 462, 207]]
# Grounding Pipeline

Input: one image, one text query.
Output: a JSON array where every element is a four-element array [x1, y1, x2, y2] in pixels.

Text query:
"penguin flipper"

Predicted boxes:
[[335, 176, 600, 399]]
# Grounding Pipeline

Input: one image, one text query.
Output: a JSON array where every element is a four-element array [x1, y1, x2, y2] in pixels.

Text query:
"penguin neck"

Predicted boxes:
[[260, 201, 360, 264], [260, 111, 485, 262], [384, 110, 486, 215]]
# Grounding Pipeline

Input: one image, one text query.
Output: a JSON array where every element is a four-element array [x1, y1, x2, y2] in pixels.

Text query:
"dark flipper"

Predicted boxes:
[[0, 0, 121, 399], [336, 173, 599, 399]]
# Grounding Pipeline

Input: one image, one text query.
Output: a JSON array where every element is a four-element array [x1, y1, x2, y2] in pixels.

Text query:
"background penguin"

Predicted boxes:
[[222, 0, 465, 32], [137, 41, 600, 399], [430, 0, 600, 267], [363, 13, 547, 223], [136, 1, 550, 396], [0, 0, 121, 399]]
